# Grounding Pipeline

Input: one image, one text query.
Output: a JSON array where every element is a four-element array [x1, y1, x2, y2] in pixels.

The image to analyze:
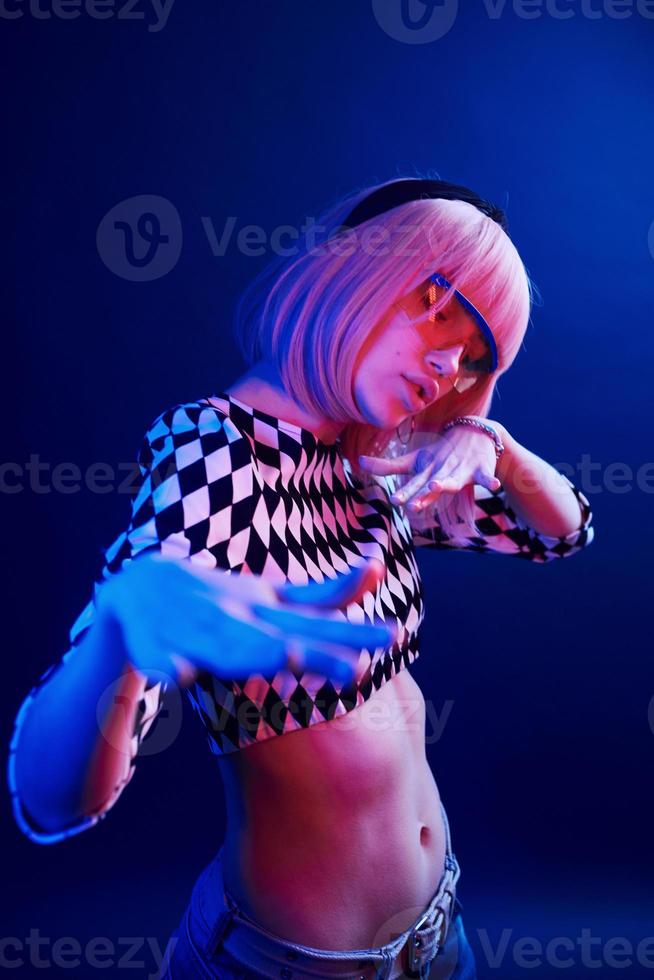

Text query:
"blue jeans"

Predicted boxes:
[[159, 803, 477, 979]]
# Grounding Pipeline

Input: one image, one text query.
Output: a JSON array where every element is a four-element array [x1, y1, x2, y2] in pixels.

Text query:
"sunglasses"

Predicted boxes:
[[395, 272, 499, 394]]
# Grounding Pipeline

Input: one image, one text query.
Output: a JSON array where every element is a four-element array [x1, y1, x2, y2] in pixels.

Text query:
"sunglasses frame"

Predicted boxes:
[[427, 272, 499, 374]]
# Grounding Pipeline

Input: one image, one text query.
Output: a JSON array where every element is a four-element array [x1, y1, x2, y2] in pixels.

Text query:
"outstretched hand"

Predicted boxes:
[[97, 554, 395, 689], [359, 425, 502, 514]]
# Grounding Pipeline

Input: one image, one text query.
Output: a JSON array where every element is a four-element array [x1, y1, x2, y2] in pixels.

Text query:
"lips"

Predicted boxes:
[[402, 377, 426, 409], [402, 376, 438, 407]]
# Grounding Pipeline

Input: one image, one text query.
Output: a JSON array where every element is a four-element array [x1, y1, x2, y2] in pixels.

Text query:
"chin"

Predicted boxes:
[[354, 376, 424, 430], [382, 402, 412, 429]]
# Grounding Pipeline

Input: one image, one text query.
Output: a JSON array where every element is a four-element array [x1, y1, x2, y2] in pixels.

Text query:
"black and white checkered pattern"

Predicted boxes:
[[8, 392, 594, 843], [411, 474, 594, 560]]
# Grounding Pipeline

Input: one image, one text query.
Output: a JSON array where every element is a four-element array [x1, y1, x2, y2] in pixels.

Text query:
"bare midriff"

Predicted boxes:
[[215, 667, 446, 951]]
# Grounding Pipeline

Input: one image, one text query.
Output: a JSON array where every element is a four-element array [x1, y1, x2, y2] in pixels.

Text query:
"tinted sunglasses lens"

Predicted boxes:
[[463, 345, 494, 374], [452, 372, 478, 394], [453, 347, 494, 393]]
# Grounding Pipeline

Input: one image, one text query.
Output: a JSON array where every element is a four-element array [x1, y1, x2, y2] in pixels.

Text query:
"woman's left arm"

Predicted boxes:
[[489, 420, 587, 538], [360, 418, 594, 563]]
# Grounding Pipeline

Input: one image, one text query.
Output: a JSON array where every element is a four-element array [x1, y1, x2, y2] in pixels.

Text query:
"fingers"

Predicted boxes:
[[286, 639, 360, 684], [401, 467, 501, 512], [425, 473, 460, 495], [423, 468, 499, 498], [474, 467, 502, 492], [358, 453, 414, 475], [276, 559, 385, 609], [388, 448, 441, 505], [148, 634, 358, 688], [115, 554, 393, 688], [390, 468, 439, 505], [163, 613, 367, 686], [250, 602, 396, 650], [170, 615, 290, 679], [399, 476, 455, 513]]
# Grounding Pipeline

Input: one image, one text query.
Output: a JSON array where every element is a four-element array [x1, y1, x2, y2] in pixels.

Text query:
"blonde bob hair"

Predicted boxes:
[[233, 176, 537, 540]]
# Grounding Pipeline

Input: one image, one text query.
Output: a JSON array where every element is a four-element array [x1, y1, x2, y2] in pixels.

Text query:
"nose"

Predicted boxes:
[[425, 344, 465, 379]]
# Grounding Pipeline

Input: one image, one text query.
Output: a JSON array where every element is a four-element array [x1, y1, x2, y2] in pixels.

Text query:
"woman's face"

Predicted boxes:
[[351, 280, 491, 428]]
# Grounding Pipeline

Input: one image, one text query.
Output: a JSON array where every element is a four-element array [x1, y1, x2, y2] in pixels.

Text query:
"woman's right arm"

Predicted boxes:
[[8, 604, 155, 843], [7, 400, 201, 846], [8, 401, 394, 845], [9, 550, 392, 844]]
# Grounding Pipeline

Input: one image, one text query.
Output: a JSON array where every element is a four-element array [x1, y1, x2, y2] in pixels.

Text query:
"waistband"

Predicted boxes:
[[188, 801, 461, 980]]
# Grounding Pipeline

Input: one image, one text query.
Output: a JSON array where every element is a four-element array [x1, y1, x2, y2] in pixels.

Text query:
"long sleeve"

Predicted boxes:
[[410, 473, 594, 563], [8, 401, 260, 844]]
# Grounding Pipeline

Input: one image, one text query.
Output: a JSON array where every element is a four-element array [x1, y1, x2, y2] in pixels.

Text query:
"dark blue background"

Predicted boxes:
[[3, 2, 653, 977]]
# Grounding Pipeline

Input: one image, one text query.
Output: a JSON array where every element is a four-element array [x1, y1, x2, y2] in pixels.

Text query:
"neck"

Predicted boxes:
[[224, 359, 345, 446]]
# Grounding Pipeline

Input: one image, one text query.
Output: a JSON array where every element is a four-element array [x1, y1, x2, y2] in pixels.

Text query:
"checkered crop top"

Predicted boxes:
[[9, 392, 594, 843]]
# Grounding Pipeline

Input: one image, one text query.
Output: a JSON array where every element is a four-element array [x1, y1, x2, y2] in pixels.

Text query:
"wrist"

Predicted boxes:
[[486, 421, 518, 483], [442, 416, 505, 463], [484, 418, 507, 442], [92, 601, 138, 682]]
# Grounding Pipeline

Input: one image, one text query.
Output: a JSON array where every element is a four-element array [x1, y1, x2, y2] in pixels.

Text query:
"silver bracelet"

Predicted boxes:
[[441, 417, 505, 461]]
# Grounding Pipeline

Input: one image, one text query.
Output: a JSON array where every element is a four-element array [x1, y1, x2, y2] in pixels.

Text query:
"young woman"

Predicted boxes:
[[8, 177, 594, 979]]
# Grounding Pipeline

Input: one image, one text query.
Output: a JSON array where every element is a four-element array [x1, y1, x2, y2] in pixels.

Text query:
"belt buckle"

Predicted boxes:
[[407, 907, 445, 975], [407, 876, 458, 974]]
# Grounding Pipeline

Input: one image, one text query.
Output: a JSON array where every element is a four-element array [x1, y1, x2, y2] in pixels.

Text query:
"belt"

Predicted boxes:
[[207, 853, 461, 980], [399, 854, 461, 980]]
